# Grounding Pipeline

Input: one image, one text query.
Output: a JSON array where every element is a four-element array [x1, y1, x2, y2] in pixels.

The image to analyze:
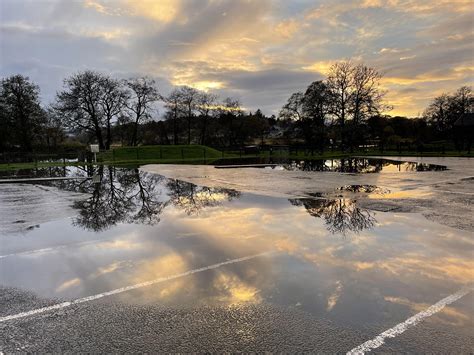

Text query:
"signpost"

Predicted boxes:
[[90, 144, 99, 163], [90, 144, 101, 183]]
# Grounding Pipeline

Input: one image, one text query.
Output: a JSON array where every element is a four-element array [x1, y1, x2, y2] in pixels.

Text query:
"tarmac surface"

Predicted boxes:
[[0, 156, 473, 353]]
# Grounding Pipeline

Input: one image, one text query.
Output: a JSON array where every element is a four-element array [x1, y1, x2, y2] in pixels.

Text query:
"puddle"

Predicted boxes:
[[213, 157, 448, 173], [289, 198, 376, 234], [0, 167, 472, 333], [337, 185, 390, 195], [0, 165, 91, 179]]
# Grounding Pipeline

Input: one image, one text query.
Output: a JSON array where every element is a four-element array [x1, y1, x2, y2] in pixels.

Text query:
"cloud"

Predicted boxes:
[[0, 0, 472, 116]]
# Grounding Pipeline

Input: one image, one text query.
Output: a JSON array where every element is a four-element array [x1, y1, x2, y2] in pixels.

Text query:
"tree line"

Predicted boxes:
[[279, 61, 473, 152], [1, 61, 472, 153]]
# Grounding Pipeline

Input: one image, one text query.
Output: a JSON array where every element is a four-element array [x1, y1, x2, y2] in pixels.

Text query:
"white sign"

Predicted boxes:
[[90, 144, 100, 153]]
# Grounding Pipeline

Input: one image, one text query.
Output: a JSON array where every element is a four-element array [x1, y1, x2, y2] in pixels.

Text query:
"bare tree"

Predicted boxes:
[[219, 97, 243, 146], [55, 70, 106, 149], [448, 86, 473, 122], [424, 93, 451, 132], [124, 77, 159, 146], [41, 107, 65, 148], [177, 86, 200, 145], [279, 92, 305, 121], [100, 76, 128, 149], [197, 91, 218, 145], [351, 64, 387, 124], [327, 61, 354, 132], [163, 88, 184, 145], [327, 61, 388, 150]]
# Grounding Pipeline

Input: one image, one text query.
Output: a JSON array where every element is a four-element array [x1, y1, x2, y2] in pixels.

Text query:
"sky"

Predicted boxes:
[[0, 0, 473, 117]]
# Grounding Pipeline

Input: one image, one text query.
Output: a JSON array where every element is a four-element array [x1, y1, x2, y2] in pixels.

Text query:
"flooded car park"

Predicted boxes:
[[0, 157, 473, 353]]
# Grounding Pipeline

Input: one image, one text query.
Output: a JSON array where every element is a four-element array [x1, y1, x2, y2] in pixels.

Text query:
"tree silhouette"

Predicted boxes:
[[1, 75, 45, 151], [49, 168, 241, 232], [166, 179, 240, 215], [289, 198, 376, 235]]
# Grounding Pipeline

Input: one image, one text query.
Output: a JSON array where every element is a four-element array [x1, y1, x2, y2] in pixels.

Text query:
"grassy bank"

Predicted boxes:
[[0, 145, 471, 172]]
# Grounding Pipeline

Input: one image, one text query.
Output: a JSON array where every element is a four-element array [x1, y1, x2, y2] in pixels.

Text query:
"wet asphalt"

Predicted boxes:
[[2, 287, 472, 353], [0, 157, 473, 353]]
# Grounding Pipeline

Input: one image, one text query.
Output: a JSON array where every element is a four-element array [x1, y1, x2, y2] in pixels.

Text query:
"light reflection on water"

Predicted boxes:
[[214, 157, 448, 173], [0, 167, 472, 331]]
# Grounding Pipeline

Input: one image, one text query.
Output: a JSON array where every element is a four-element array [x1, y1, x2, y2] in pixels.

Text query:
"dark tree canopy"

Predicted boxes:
[[125, 77, 160, 146], [1, 75, 45, 151], [55, 70, 107, 149]]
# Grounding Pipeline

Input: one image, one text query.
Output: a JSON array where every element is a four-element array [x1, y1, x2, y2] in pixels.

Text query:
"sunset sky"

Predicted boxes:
[[1, 0, 472, 117]]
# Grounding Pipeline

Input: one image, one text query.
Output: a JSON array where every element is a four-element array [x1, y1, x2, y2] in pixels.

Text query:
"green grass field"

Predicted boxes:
[[100, 145, 225, 163]]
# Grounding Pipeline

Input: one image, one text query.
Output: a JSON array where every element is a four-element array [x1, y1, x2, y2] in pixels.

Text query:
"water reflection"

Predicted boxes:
[[72, 168, 165, 231], [55, 167, 241, 232], [33, 167, 376, 234], [166, 179, 241, 215], [213, 157, 447, 173], [338, 185, 389, 195], [0, 165, 91, 179], [289, 198, 376, 234], [1, 167, 472, 334]]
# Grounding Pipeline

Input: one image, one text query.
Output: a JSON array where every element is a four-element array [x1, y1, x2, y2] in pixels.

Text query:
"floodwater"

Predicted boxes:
[[214, 157, 448, 172], [0, 158, 473, 352]]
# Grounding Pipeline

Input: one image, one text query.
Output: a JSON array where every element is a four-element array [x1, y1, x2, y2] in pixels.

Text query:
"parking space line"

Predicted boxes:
[[0, 251, 274, 323], [347, 286, 473, 354]]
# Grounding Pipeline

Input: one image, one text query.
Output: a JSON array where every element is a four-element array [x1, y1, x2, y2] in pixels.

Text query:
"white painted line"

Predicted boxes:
[[0, 251, 274, 323], [347, 287, 472, 354]]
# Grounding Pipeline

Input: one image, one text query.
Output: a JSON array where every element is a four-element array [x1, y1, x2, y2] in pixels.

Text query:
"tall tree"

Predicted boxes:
[[302, 81, 333, 150], [125, 77, 159, 146], [177, 86, 199, 145], [279, 92, 305, 121], [219, 97, 243, 146], [197, 91, 217, 145], [424, 93, 451, 132], [449, 86, 473, 118], [163, 89, 183, 145], [327, 61, 387, 150], [350, 64, 387, 125], [55, 71, 106, 149], [1, 75, 45, 151], [99, 76, 128, 149], [41, 107, 65, 148], [327, 61, 354, 136]]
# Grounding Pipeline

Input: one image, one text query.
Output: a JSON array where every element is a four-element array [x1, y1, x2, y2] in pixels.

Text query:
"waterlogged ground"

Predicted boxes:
[[0, 157, 473, 353]]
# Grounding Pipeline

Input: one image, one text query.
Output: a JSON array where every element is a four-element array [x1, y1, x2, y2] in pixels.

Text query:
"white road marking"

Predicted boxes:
[[347, 287, 473, 354], [0, 251, 273, 323]]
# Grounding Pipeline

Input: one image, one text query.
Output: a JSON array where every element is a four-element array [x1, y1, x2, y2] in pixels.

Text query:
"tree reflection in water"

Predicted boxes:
[[46, 167, 374, 234], [65, 167, 240, 232], [289, 198, 376, 234], [166, 179, 241, 215]]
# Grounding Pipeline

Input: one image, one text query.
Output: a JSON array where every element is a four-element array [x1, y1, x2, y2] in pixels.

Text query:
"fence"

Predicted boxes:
[[0, 151, 92, 165]]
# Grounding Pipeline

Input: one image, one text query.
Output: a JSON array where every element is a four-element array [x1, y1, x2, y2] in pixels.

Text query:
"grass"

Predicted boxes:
[[0, 145, 471, 172], [100, 145, 225, 163]]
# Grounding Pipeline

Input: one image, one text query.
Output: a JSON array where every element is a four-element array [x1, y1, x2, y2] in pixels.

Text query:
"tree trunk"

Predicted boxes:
[[131, 119, 139, 146], [200, 116, 208, 145], [187, 118, 191, 145], [94, 121, 105, 150], [173, 111, 178, 145], [105, 119, 111, 150]]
